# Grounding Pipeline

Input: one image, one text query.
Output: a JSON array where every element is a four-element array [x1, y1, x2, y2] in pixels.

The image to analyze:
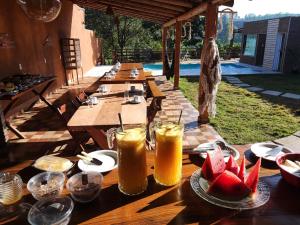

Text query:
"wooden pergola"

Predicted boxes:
[[72, 0, 234, 123]]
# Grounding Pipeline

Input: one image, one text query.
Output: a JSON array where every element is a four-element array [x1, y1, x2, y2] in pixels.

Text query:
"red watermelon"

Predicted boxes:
[[201, 148, 226, 181], [245, 158, 261, 193], [238, 155, 246, 182], [225, 155, 239, 176], [208, 170, 251, 200]]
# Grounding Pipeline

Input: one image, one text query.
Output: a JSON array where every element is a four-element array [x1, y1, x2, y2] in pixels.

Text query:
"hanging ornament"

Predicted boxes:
[[17, 0, 62, 23], [218, 8, 237, 41]]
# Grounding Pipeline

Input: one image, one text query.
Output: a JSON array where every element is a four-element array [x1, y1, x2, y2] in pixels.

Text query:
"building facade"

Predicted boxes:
[[240, 17, 300, 73]]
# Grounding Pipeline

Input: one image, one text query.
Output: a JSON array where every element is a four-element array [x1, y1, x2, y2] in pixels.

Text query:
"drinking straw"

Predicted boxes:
[[178, 109, 183, 124], [118, 113, 124, 131]]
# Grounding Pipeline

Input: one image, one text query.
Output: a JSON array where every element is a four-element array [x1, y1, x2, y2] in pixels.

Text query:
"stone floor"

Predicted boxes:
[[1, 76, 222, 165]]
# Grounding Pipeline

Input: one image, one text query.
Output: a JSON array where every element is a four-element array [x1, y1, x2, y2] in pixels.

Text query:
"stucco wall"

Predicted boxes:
[[0, 0, 100, 116]]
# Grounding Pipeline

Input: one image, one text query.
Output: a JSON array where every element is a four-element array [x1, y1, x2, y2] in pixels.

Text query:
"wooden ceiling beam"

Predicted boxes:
[[127, 0, 188, 12], [77, 1, 170, 20], [163, 0, 234, 28], [86, 0, 179, 17], [163, 2, 208, 27], [79, 3, 166, 23], [153, 0, 193, 8]]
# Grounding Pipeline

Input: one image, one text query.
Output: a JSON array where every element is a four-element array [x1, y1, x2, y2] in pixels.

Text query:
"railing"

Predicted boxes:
[[110, 47, 240, 63]]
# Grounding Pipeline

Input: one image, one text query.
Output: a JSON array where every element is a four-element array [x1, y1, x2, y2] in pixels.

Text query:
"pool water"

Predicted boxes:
[[144, 63, 266, 76]]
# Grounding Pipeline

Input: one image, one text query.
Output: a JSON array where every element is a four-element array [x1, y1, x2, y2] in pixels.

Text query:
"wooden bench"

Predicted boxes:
[[144, 71, 155, 81], [146, 80, 166, 123]]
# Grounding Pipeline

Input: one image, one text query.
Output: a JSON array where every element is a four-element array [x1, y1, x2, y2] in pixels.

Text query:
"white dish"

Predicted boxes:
[[78, 150, 118, 173], [251, 143, 292, 162], [195, 142, 240, 162], [190, 169, 270, 210]]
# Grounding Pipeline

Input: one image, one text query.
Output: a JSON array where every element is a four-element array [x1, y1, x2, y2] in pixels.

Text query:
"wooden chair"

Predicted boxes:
[[146, 80, 166, 124], [76, 91, 88, 104], [56, 103, 90, 154]]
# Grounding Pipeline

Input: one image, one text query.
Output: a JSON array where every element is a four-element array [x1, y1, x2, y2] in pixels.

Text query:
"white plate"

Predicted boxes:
[[78, 150, 118, 173], [251, 143, 292, 162], [196, 142, 240, 162], [190, 169, 270, 210]]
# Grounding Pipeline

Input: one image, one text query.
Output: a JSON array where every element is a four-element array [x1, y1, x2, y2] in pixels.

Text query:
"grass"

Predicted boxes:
[[238, 74, 300, 95], [178, 77, 300, 145]]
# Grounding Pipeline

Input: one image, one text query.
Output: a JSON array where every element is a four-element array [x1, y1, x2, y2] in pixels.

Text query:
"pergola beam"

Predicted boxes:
[[128, 0, 188, 12], [79, 3, 168, 23], [163, 2, 208, 28], [85, 0, 179, 18], [163, 0, 233, 28]]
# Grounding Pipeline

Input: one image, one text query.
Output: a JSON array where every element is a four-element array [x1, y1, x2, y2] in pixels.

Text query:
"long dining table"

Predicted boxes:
[[98, 63, 147, 84], [67, 83, 147, 148], [2, 145, 300, 225]]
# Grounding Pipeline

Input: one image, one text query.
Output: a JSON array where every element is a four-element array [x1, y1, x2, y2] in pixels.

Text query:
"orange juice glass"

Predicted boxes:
[[113, 125, 148, 195], [152, 122, 183, 186]]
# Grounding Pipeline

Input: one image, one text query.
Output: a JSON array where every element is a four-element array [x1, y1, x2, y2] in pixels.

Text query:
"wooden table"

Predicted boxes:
[[68, 83, 147, 148], [119, 63, 143, 71], [0, 77, 56, 139], [99, 70, 147, 84], [2, 146, 300, 225]]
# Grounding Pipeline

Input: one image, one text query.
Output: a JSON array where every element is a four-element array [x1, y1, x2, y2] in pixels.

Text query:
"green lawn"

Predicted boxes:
[[238, 74, 300, 95], [179, 77, 300, 145]]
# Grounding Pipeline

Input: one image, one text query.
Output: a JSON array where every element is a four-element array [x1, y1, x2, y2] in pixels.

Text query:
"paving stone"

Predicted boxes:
[[246, 87, 264, 92], [294, 131, 300, 137], [235, 83, 251, 87], [262, 90, 282, 96], [228, 80, 243, 84], [281, 93, 300, 100], [274, 135, 300, 153]]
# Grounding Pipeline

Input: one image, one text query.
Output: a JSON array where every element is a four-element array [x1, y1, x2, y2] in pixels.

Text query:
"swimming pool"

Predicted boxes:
[[143, 63, 268, 76]]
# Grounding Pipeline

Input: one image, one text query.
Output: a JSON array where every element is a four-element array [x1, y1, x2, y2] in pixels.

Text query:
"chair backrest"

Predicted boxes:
[[56, 103, 75, 124], [76, 91, 88, 103]]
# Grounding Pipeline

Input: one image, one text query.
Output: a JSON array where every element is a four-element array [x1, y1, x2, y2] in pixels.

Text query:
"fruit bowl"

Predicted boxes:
[[276, 153, 300, 188]]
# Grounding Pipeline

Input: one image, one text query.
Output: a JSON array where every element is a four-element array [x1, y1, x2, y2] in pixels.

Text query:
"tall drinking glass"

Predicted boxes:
[[107, 124, 147, 195], [150, 122, 184, 186]]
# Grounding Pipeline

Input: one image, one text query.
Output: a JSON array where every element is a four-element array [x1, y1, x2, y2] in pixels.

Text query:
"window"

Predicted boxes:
[[243, 34, 257, 57]]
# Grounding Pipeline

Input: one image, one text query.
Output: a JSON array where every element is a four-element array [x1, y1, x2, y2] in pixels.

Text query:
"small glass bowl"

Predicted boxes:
[[66, 172, 103, 203], [28, 196, 74, 225], [27, 172, 65, 201]]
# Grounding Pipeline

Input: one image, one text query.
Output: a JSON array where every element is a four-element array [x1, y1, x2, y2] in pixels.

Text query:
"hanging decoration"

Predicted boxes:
[[218, 8, 237, 42], [17, 0, 62, 23], [182, 22, 192, 40]]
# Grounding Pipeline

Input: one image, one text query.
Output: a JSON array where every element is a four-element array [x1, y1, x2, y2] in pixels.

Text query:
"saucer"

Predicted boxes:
[[78, 150, 118, 173]]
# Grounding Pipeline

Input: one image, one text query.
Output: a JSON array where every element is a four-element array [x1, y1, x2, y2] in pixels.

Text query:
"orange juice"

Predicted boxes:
[[154, 123, 183, 186], [116, 127, 147, 195]]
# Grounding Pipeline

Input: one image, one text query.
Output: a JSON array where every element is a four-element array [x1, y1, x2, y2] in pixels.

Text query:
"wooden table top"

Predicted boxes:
[[67, 83, 147, 131], [99, 70, 147, 84], [2, 146, 300, 225], [119, 63, 143, 71]]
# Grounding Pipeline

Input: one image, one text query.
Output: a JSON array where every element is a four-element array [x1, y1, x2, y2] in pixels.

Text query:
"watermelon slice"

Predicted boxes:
[[201, 148, 226, 181], [238, 155, 246, 183], [208, 170, 251, 200], [225, 155, 239, 176], [245, 158, 261, 193]]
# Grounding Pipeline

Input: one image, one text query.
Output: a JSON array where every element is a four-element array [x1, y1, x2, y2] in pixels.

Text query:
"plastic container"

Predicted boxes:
[[66, 172, 102, 203], [27, 172, 65, 201], [276, 153, 300, 188], [27, 196, 74, 225]]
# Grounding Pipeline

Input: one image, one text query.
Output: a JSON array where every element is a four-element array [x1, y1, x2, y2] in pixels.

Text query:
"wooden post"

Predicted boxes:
[[162, 27, 167, 76], [174, 21, 182, 89], [198, 4, 218, 123]]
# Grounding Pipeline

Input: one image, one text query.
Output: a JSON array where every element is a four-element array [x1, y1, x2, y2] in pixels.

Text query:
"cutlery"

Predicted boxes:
[[77, 152, 103, 166]]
